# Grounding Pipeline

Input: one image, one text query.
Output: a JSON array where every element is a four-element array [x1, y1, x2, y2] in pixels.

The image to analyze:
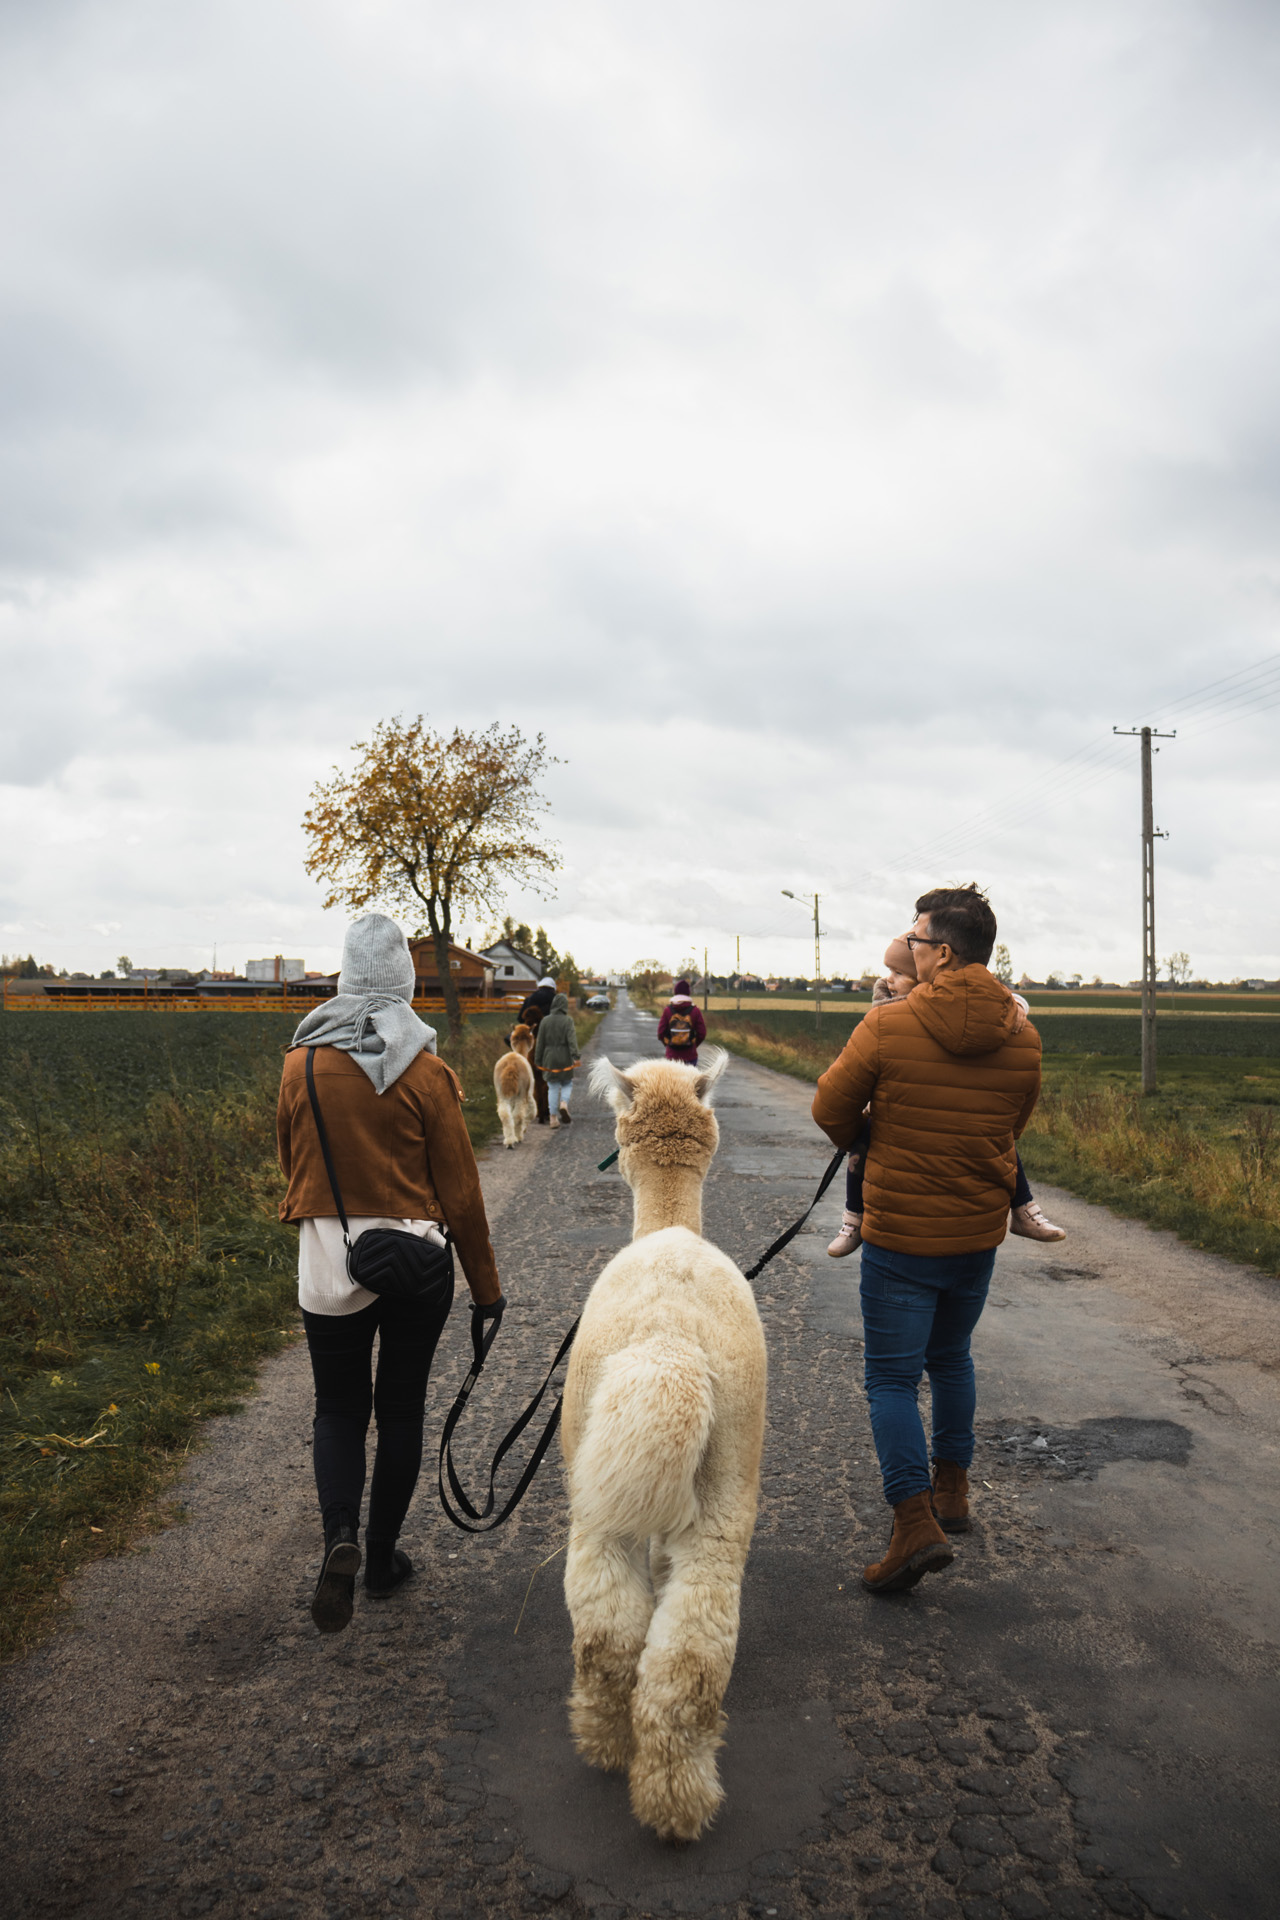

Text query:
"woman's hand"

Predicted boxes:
[[469, 1293, 506, 1369]]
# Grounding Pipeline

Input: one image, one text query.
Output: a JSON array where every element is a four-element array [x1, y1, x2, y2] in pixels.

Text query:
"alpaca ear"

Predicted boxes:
[[693, 1047, 729, 1105], [588, 1055, 636, 1112]]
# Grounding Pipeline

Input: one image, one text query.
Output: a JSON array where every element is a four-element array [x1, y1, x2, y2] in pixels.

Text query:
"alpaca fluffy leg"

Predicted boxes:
[[565, 1524, 654, 1772], [627, 1523, 751, 1843]]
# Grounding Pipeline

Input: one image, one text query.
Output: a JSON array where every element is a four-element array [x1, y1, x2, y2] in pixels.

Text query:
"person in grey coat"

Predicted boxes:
[[533, 991, 580, 1128]]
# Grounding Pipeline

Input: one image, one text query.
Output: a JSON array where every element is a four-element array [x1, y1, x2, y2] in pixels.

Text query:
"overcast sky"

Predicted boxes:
[[2, 0, 1278, 984]]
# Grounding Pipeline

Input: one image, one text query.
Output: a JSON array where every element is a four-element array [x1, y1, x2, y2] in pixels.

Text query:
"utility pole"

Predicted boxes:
[[736, 934, 741, 1013], [1113, 724, 1175, 1095], [703, 946, 709, 1014], [782, 890, 822, 1031]]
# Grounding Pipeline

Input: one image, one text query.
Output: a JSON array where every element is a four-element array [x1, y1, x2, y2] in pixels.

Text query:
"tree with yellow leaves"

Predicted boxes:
[[302, 716, 560, 1036]]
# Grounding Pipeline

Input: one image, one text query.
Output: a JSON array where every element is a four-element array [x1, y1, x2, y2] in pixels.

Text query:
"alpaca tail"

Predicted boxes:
[[573, 1335, 715, 1539]]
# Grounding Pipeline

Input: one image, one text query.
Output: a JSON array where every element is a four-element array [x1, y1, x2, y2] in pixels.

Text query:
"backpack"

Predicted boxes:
[[666, 1009, 694, 1048]]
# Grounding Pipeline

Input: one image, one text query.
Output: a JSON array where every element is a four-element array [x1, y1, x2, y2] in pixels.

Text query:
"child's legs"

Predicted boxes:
[[1012, 1151, 1032, 1209], [845, 1116, 872, 1213]]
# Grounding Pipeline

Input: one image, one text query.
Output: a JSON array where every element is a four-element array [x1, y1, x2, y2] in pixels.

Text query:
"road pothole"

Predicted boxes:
[[981, 1416, 1192, 1480]]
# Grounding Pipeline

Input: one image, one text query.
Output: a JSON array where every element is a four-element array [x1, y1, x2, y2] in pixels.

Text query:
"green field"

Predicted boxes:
[[719, 989, 1280, 1013], [701, 1006, 1280, 1280], [700, 1005, 1280, 1058], [0, 1003, 587, 1662]]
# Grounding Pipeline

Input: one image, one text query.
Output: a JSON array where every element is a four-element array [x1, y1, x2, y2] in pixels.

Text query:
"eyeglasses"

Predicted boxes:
[[905, 934, 945, 951]]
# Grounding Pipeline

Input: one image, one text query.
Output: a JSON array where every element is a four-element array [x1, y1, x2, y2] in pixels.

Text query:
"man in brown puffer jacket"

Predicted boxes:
[[812, 885, 1041, 1595]]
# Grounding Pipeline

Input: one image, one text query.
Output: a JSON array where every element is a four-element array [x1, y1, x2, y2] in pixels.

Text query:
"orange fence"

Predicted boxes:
[[2, 983, 529, 1017]]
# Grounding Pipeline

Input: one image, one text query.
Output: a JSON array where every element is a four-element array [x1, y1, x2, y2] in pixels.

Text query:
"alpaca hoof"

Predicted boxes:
[[629, 1749, 725, 1843]]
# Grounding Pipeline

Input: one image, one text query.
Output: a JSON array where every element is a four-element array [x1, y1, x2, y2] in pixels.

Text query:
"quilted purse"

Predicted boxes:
[[304, 1047, 454, 1305]]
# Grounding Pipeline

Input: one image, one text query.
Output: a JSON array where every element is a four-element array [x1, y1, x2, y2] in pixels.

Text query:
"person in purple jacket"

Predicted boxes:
[[657, 978, 708, 1063]]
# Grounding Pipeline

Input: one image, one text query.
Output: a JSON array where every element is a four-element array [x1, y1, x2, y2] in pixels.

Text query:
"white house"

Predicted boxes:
[[480, 941, 541, 989], [247, 956, 306, 983]]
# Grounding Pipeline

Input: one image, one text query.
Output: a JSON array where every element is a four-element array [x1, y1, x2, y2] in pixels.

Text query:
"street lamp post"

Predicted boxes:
[[782, 890, 821, 1031]]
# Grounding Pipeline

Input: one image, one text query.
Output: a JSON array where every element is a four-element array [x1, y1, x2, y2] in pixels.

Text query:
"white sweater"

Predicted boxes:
[[298, 1216, 448, 1316]]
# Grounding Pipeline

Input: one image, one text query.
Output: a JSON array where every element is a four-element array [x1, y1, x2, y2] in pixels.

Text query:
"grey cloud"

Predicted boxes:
[[0, 0, 1278, 978]]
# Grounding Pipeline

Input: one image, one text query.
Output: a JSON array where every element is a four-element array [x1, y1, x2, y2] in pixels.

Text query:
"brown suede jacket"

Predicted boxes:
[[277, 1046, 502, 1304], [812, 964, 1042, 1256]]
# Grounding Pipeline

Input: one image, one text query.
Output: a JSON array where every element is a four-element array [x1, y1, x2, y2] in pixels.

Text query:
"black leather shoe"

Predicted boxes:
[[311, 1528, 361, 1633], [365, 1548, 414, 1598]]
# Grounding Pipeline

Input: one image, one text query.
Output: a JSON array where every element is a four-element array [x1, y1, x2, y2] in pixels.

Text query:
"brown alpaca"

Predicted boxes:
[[493, 1025, 536, 1148]]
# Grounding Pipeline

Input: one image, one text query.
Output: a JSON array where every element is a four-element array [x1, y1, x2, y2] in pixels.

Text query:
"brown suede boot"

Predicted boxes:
[[861, 1491, 955, 1594], [931, 1459, 972, 1534]]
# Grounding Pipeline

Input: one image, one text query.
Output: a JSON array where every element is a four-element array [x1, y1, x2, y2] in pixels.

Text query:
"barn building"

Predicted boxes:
[[407, 940, 495, 1000]]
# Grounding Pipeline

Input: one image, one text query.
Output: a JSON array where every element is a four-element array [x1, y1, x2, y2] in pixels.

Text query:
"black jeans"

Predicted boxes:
[[302, 1282, 454, 1544]]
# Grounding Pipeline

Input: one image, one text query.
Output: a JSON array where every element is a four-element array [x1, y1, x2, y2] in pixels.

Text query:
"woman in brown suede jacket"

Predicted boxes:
[[278, 913, 503, 1633]]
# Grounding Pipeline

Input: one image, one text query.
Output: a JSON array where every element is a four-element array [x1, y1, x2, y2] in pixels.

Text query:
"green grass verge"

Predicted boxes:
[[0, 1005, 601, 1662]]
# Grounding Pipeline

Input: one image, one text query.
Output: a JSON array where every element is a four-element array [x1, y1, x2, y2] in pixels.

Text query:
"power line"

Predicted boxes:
[[1144, 650, 1280, 726], [841, 646, 1280, 892], [1186, 685, 1280, 742]]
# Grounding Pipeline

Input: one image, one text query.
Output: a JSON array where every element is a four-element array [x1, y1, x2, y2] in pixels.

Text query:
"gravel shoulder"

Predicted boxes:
[[2, 996, 1277, 1920]]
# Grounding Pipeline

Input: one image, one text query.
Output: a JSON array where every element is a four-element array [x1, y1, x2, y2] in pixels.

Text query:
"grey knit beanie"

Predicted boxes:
[[338, 913, 416, 1001]]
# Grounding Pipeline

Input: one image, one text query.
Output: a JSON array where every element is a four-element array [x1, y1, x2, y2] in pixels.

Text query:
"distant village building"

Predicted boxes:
[[408, 940, 495, 999], [480, 940, 541, 989], [246, 956, 305, 983]]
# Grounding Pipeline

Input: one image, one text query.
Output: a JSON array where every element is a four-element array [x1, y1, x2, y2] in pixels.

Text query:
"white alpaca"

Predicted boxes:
[[493, 1024, 536, 1148], [560, 1049, 767, 1843]]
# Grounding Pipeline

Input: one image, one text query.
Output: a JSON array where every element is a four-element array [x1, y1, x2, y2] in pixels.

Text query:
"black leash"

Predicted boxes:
[[438, 1305, 580, 1533], [436, 1137, 845, 1530], [742, 1143, 848, 1280]]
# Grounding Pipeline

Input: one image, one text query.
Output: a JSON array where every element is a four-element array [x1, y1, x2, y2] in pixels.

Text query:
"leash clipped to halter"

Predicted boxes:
[[438, 1305, 580, 1533], [743, 1143, 847, 1281]]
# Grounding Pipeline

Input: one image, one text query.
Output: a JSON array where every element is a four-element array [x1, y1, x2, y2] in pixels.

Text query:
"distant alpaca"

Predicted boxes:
[[493, 1024, 536, 1148], [561, 1049, 766, 1843]]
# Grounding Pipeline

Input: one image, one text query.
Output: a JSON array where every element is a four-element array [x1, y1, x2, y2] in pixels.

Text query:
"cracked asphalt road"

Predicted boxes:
[[2, 993, 1278, 1920]]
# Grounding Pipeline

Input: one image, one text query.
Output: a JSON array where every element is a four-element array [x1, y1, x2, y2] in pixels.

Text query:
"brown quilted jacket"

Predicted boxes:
[[812, 965, 1042, 1255], [276, 1046, 502, 1304]]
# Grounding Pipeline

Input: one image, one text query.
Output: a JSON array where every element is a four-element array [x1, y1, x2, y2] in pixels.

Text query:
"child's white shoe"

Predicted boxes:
[[1011, 1201, 1066, 1242], [827, 1211, 863, 1257]]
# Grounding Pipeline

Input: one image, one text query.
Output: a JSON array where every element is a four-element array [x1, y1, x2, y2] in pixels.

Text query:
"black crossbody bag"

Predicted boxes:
[[304, 1047, 454, 1305]]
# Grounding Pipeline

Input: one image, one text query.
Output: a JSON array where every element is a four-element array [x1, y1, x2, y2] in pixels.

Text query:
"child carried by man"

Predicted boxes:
[[828, 935, 1066, 1257]]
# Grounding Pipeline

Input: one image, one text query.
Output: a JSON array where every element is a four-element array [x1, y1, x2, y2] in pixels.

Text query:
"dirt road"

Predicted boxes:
[[2, 994, 1277, 1920]]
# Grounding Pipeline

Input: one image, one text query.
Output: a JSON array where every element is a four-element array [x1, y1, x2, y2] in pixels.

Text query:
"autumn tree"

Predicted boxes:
[[532, 926, 562, 979], [302, 717, 560, 1037]]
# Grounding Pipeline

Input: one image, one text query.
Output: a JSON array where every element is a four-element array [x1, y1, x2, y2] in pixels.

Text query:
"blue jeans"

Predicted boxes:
[[547, 1073, 574, 1115], [859, 1241, 996, 1506]]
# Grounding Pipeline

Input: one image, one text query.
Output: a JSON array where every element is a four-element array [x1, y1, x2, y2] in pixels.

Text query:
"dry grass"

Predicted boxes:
[[1021, 1076, 1280, 1275], [704, 1018, 836, 1082], [0, 1047, 298, 1661]]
